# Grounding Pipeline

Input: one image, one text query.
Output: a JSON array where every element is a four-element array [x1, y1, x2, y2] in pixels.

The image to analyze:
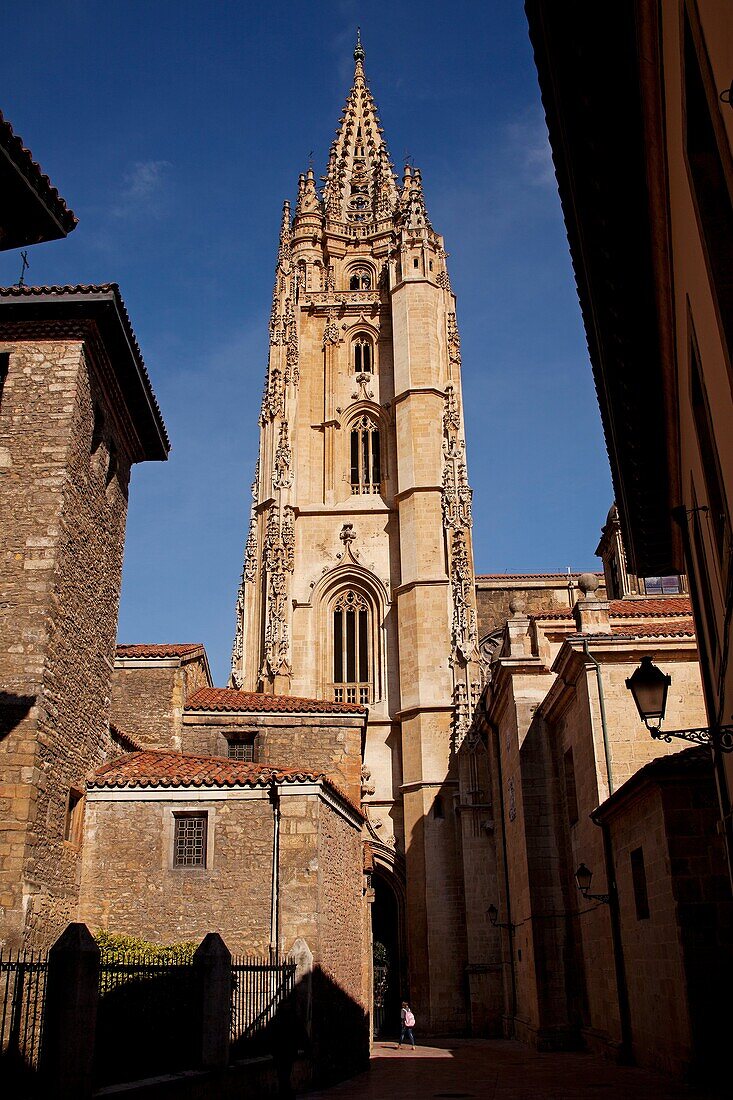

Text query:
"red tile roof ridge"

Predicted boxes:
[[0, 110, 78, 232], [185, 685, 366, 715], [89, 749, 362, 816], [534, 596, 692, 620], [116, 643, 206, 659], [475, 572, 603, 581], [610, 620, 695, 638]]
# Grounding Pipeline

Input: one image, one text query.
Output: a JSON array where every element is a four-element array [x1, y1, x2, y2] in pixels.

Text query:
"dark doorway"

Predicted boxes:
[[372, 869, 402, 1038]]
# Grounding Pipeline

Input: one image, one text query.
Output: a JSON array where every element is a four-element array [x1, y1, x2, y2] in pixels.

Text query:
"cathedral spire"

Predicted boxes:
[[321, 30, 399, 226]]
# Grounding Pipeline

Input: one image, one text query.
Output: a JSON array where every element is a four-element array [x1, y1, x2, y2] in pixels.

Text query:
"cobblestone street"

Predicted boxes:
[[304, 1040, 725, 1100]]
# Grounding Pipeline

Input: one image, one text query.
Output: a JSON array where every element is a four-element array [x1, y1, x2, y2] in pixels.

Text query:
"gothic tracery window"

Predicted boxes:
[[353, 334, 373, 373], [350, 414, 381, 494], [332, 589, 371, 705]]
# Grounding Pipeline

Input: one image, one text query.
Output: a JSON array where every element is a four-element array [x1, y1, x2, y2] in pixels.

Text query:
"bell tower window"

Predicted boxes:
[[350, 414, 381, 494], [332, 590, 371, 705], [353, 335, 373, 373], [348, 267, 372, 291]]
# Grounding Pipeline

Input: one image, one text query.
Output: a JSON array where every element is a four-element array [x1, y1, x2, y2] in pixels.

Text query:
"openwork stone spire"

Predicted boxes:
[[322, 32, 400, 226]]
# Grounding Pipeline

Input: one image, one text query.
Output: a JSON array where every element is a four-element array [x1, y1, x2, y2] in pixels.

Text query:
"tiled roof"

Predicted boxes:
[[594, 747, 713, 821], [117, 643, 206, 660], [611, 620, 695, 638], [0, 110, 78, 244], [88, 750, 363, 816], [109, 724, 145, 752], [476, 572, 602, 581], [185, 686, 366, 715], [537, 596, 692, 620], [0, 284, 169, 458]]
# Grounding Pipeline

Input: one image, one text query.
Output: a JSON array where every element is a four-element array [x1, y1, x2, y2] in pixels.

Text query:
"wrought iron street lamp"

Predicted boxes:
[[487, 904, 514, 931], [625, 656, 733, 751], [574, 863, 609, 904]]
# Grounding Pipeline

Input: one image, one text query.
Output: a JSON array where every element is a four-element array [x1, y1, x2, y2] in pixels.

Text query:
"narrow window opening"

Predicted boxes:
[[173, 812, 208, 868], [332, 590, 371, 705], [413, 258, 419, 269], [0, 352, 9, 412], [563, 747, 579, 826], [350, 415, 381, 494], [630, 846, 650, 920], [352, 335, 373, 373], [433, 795, 444, 820], [64, 788, 84, 846]]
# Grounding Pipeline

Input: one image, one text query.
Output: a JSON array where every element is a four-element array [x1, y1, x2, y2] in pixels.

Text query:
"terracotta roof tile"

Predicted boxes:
[[117, 643, 206, 660], [611, 620, 695, 638], [185, 686, 366, 715], [0, 110, 78, 237], [88, 750, 363, 817], [476, 572, 602, 581], [536, 597, 692, 620]]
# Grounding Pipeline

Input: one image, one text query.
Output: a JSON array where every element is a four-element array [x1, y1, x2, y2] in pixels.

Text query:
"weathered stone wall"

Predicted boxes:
[[111, 655, 210, 751], [181, 712, 364, 805], [475, 576, 606, 640], [0, 338, 130, 947]]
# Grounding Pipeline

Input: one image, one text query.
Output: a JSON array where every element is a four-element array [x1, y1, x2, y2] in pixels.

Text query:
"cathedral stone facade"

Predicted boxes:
[[229, 38, 481, 1032]]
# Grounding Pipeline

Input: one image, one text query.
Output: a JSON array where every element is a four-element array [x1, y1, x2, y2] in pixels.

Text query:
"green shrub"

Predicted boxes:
[[94, 930, 197, 962]]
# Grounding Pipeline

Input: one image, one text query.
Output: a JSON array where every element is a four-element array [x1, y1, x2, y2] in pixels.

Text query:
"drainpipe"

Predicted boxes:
[[489, 720, 517, 1033], [269, 780, 281, 954], [582, 639, 615, 797], [595, 816, 632, 1063]]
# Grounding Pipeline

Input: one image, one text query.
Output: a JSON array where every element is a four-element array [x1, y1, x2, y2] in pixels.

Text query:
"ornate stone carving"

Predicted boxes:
[[340, 522, 357, 546], [450, 529, 477, 661], [273, 422, 292, 489], [437, 270, 451, 292], [442, 385, 473, 531], [323, 309, 340, 347], [243, 462, 259, 583], [447, 311, 461, 367], [352, 372, 374, 401], [452, 680, 470, 748], [360, 764, 376, 799]]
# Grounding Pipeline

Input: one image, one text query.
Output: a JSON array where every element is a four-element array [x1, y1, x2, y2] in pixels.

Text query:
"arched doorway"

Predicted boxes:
[[371, 864, 405, 1038]]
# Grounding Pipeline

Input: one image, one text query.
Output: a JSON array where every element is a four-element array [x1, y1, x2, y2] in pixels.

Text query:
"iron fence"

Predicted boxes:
[[230, 953, 296, 1044], [95, 950, 197, 1087], [0, 948, 47, 1070]]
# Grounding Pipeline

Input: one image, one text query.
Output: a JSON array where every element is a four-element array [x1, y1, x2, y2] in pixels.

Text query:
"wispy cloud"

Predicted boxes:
[[112, 160, 171, 219], [504, 108, 555, 188]]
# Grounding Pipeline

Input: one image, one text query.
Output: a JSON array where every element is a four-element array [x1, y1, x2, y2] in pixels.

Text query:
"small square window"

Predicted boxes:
[[173, 813, 207, 868], [228, 739, 255, 762], [64, 789, 85, 847]]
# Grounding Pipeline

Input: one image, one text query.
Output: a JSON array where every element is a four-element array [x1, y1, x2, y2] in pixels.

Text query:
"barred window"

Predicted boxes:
[[333, 589, 371, 705], [173, 813, 207, 868], [228, 738, 256, 762], [350, 414, 381, 494], [349, 267, 372, 291]]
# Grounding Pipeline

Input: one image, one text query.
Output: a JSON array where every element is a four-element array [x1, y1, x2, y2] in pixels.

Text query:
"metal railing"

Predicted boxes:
[[0, 948, 48, 1070], [230, 954, 296, 1043]]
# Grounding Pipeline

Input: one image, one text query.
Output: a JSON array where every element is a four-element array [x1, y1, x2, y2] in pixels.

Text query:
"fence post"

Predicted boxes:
[[193, 932, 231, 1068], [40, 922, 100, 1100]]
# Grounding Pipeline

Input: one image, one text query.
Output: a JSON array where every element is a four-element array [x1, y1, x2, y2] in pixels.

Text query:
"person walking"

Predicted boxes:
[[398, 1001, 416, 1050]]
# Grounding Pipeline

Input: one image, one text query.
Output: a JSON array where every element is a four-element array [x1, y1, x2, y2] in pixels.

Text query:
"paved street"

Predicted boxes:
[[304, 1040, 724, 1100]]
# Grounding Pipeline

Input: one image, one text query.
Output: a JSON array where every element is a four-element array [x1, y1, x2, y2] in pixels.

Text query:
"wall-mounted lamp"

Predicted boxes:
[[625, 657, 733, 752], [574, 863, 609, 904], [487, 904, 514, 931]]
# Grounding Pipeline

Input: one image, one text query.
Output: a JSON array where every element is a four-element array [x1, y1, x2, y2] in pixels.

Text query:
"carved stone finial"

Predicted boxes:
[[340, 523, 356, 545], [509, 594, 527, 616], [578, 572, 600, 599], [354, 26, 365, 63]]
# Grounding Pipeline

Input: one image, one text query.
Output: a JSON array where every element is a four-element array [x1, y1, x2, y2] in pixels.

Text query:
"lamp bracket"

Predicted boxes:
[[650, 724, 733, 753]]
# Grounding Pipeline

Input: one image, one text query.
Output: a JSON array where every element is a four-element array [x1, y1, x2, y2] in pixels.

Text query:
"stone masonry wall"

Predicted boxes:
[[111, 656, 210, 751], [0, 338, 130, 947], [181, 713, 364, 804]]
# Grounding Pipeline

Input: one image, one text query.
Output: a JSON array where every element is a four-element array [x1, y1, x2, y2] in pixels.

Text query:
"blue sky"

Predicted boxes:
[[2, 0, 613, 684]]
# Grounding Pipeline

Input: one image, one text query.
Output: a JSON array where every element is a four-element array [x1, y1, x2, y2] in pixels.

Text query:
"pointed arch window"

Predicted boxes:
[[333, 590, 371, 705], [350, 414, 381, 494], [353, 333, 373, 373]]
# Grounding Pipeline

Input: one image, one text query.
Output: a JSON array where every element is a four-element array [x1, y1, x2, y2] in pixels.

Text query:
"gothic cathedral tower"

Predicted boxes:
[[231, 35, 481, 1031]]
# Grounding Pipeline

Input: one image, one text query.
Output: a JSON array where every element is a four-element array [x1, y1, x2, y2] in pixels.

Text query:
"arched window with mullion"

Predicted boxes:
[[333, 590, 371, 705], [353, 334, 373, 373], [350, 414, 381, 494]]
